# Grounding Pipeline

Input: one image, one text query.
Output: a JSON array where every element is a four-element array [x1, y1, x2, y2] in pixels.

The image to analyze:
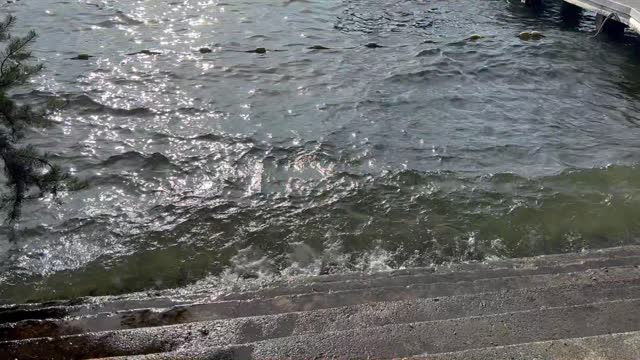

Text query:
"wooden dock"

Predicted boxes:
[[530, 0, 640, 35], [568, 0, 640, 31]]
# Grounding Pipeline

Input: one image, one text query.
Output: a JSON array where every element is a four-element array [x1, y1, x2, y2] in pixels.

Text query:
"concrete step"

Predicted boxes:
[[417, 330, 640, 360], [2, 264, 638, 341], [3, 245, 639, 324], [2, 246, 639, 359], [249, 244, 640, 287], [2, 279, 639, 359], [0, 297, 191, 325], [189, 298, 640, 359], [219, 253, 640, 301]]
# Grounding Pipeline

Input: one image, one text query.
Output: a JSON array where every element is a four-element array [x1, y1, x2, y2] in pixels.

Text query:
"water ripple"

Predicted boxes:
[[2, 0, 640, 303]]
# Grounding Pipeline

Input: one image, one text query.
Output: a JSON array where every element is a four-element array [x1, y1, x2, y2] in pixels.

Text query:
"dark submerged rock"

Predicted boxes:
[[70, 54, 93, 60], [247, 47, 267, 54], [466, 34, 484, 41], [126, 49, 162, 56], [530, 31, 545, 40], [518, 31, 544, 41]]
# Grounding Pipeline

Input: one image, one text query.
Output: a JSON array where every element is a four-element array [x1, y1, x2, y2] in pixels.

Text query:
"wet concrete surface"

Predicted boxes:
[[1, 246, 639, 359]]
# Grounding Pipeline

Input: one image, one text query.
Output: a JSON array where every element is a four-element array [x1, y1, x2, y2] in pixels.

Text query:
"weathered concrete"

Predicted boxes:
[[420, 331, 640, 360], [3, 265, 638, 341], [99, 299, 640, 359], [3, 280, 639, 359], [3, 245, 639, 322], [214, 299, 640, 359], [0, 245, 639, 359], [97, 331, 640, 360], [220, 254, 640, 300]]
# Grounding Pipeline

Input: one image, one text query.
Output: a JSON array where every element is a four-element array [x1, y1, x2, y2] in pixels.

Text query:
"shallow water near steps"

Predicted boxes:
[[1, 0, 640, 303]]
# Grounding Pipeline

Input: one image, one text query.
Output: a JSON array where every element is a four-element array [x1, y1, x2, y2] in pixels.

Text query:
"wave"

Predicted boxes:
[[3, 162, 640, 303], [334, 2, 434, 34], [64, 94, 155, 117], [100, 151, 174, 169]]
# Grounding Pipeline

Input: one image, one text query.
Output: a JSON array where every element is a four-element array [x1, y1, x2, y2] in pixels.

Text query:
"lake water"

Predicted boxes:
[[2, 0, 640, 303]]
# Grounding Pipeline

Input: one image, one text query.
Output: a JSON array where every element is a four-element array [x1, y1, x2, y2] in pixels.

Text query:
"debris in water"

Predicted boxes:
[[70, 54, 93, 60], [518, 31, 544, 41], [247, 47, 267, 54], [308, 45, 331, 50], [530, 31, 545, 40], [126, 49, 162, 56]]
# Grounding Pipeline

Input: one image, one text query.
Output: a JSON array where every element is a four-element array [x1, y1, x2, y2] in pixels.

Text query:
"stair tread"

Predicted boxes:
[[2, 279, 640, 359], [412, 330, 640, 359], [271, 245, 640, 286], [2, 256, 639, 327], [220, 254, 640, 300], [2, 264, 639, 341], [3, 245, 639, 323], [215, 298, 640, 359], [87, 299, 640, 360], [92, 331, 640, 360], [2, 246, 639, 359]]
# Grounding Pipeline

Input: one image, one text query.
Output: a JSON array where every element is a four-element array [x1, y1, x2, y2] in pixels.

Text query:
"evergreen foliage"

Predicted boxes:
[[0, 15, 84, 222]]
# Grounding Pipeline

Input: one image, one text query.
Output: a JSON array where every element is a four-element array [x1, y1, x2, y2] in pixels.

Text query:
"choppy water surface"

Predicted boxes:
[[2, 0, 640, 303]]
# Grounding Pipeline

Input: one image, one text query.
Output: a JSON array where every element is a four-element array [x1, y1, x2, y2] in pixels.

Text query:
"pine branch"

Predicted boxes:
[[1, 30, 37, 76], [0, 17, 85, 223], [0, 15, 16, 42], [15, 145, 55, 169]]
